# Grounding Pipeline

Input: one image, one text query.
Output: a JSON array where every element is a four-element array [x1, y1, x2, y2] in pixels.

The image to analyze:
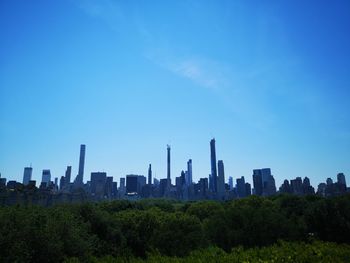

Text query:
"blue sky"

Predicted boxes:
[[1, 0, 349, 188]]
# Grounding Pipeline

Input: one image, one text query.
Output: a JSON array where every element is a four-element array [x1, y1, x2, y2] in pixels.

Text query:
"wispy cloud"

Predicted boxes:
[[145, 50, 231, 90]]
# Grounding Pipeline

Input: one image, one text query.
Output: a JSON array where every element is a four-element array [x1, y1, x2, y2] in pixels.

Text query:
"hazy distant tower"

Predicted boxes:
[[217, 160, 225, 198], [210, 138, 218, 192], [74, 144, 86, 187], [167, 145, 171, 187], [187, 159, 193, 185], [148, 164, 152, 185], [65, 166, 72, 184], [22, 167, 33, 185]]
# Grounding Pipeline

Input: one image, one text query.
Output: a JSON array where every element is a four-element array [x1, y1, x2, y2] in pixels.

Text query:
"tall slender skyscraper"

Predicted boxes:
[[210, 138, 218, 192], [148, 164, 152, 185], [23, 167, 33, 185], [167, 145, 171, 187], [217, 160, 225, 198], [74, 144, 86, 187], [187, 159, 192, 186], [65, 166, 72, 184]]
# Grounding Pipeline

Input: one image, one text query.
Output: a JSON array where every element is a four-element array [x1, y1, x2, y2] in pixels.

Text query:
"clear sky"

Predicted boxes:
[[1, 0, 349, 188]]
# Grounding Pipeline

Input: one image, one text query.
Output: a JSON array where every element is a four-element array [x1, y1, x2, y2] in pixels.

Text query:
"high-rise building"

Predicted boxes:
[[302, 177, 315, 195], [187, 159, 193, 185], [74, 144, 86, 187], [65, 166, 72, 184], [337, 173, 346, 186], [42, 169, 51, 184], [119, 178, 126, 192], [91, 172, 107, 197], [253, 168, 276, 196], [291, 177, 303, 195], [236, 176, 246, 198], [210, 138, 218, 192], [126, 175, 146, 194], [245, 182, 252, 196], [153, 178, 159, 186], [167, 145, 171, 187], [261, 168, 271, 192], [326, 178, 333, 185], [148, 164, 152, 185], [217, 160, 225, 198], [126, 175, 138, 193], [138, 175, 146, 192], [252, 169, 263, 196], [279, 179, 292, 193], [228, 176, 233, 190], [22, 167, 33, 185]]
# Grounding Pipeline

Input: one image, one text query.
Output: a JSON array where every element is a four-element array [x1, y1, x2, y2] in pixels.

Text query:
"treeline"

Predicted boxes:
[[0, 194, 350, 262]]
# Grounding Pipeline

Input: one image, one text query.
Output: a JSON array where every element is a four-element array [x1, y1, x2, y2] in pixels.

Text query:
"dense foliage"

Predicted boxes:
[[0, 194, 349, 262]]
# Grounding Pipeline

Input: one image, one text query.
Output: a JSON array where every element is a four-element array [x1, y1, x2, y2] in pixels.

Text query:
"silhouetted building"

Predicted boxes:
[[138, 175, 146, 193], [167, 145, 171, 188], [236, 176, 246, 198], [7, 180, 17, 190], [159, 178, 168, 197], [119, 177, 126, 195], [210, 138, 218, 192], [317, 183, 327, 196], [217, 160, 225, 198], [74, 144, 85, 187], [22, 167, 33, 185], [245, 182, 251, 196], [198, 178, 209, 198], [153, 178, 159, 186], [59, 176, 65, 190], [252, 169, 263, 196], [302, 177, 315, 195], [186, 159, 193, 185], [291, 177, 303, 195], [0, 177, 6, 188], [337, 173, 346, 186], [126, 175, 146, 195], [105, 176, 113, 198], [279, 179, 292, 194], [42, 169, 51, 185], [326, 178, 333, 185], [253, 168, 276, 196], [91, 172, 107, 197], [228, 176, 233, 190], [209, 173, 213, 192], [126, 175, 138, 194], [148, 164, 152, 185], [65, 166, 72, 184]]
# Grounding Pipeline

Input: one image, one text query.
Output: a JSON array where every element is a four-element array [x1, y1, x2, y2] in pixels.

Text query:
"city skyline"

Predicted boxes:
[[1, 0, 350, 187], [0, 141, 347, 190]]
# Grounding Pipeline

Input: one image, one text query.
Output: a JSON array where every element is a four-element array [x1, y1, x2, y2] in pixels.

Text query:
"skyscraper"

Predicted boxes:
[[41, 169, 51, 184], [252, 169, 263, 196], [74, 144, 86, 187], [167, 145, 171, 187], [337, 173, 346, 186], [210, 138, 218, 192], [228, 176, 233, 190], [187, 159, 193, 186], [217, 160, 225, 198], [22, 167, 33, 185], [148, 164, 152, 185], [90, 172, 107, 197], [236, 176, 246, 198], [65, 166, 72, 184], [126, 175, 138, 194]]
